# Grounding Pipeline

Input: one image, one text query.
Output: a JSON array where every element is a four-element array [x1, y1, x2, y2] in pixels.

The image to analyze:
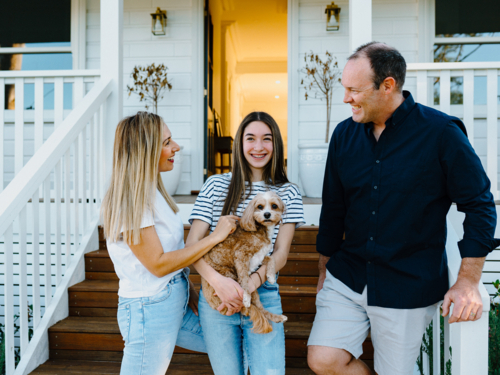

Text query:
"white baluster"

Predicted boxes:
[[15, 77, 24, 175], [44, 174, 52, 307], [73, 76, 84, 109], [0, 77, 4, 193], [444, 316, 451, 369], [90, 114, 95, 216], [19, 206, 29, 356], [461, 70, 475, 149], [432, 307, 441, 375], [74, 140, 80, 250], [416, 70, 428, 106], [440, 70, 451, 115], [34, 77, 44, 152], [4, 224, 15, 374], [98, 104, 104, 202], [65, 149, 72, 267], [486, 69, 498, 199], [54, 77, 64, 128], [422, 332, 430, 375], [31, 188, 41, 330], [81, 128, 87, 232], [55, 160, 62, 285]]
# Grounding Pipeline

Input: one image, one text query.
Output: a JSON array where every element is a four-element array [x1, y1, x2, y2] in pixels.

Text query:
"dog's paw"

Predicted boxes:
[[267, 274, 276, 284], [278, 315, 288, 323], [243, 292, 251, 308]]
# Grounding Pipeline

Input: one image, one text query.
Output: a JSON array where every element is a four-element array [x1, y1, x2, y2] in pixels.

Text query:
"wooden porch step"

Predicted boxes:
[[30, 359, 317, 374], [68, 280, 317, 318]]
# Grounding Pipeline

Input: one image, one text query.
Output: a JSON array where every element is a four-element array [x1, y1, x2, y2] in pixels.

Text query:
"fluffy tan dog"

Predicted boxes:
[[201, 191, 288, 334]]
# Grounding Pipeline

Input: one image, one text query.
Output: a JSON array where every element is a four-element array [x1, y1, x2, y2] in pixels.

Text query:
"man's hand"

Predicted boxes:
[[441, 257, 486, 323], [317, 255, 330, 293]]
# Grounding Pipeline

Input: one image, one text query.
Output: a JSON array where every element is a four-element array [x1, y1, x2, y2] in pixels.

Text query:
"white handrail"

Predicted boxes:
[[0, 70, 100, 78], [407, 61, 500, 71]]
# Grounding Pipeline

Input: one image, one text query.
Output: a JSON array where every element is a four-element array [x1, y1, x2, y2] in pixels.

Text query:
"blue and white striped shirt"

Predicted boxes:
[[189, 173, 305, 253]]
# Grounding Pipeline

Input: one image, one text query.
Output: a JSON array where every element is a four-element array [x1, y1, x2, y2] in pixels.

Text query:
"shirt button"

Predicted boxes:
[[372, 211, 376, 215], [376, 160, 380, 163], [374, 186, 378, 189], [370, 237, 373, 241]]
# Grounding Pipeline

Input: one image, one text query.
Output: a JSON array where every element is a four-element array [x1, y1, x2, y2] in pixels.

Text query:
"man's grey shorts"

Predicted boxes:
[[308, 270, 438, 375]]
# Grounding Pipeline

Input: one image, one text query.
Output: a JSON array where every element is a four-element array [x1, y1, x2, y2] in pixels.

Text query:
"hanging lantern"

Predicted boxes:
[[151, 8, 167, 36], [325, 2, 341, 31]]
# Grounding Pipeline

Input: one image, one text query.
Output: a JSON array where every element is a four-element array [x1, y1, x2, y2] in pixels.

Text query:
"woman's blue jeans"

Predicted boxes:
[[117, 272, 206, 375], [199, 280, 286, 375]]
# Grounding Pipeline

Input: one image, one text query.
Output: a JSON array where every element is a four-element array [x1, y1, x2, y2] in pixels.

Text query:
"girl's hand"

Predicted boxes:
[[188, 279, 199, 316], [211, 215, 239, 243], [212, 275, 244, 315]]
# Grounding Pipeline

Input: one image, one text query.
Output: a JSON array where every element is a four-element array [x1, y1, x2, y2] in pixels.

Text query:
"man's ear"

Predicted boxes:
[[240, 202, 257, 231], [382, 77, 397, 94]]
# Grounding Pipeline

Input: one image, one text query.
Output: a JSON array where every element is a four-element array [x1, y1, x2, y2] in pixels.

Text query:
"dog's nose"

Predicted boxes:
[[264, 212, 271, 219]]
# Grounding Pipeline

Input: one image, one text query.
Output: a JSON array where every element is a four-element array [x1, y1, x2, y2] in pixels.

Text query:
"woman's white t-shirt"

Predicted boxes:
[[107, 190, 184, 298]]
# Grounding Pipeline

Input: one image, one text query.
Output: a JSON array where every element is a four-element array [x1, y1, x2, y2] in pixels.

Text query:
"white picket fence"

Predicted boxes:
[[0, 70, 100, 190], [0, 76, 111, 375], [406, 62, 500, 199]]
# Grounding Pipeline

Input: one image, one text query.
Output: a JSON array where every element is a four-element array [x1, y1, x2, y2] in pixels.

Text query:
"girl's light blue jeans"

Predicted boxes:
[[117, 272, 206, 375], [199, 280, 286, 375]]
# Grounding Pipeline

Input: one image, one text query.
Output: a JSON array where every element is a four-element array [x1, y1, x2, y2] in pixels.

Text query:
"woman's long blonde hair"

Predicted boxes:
[[101, 112, 178, 245]]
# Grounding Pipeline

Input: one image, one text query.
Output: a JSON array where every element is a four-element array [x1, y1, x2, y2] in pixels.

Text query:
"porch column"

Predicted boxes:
[[100, 0, 123, 182], [349, 0, 372, 53]]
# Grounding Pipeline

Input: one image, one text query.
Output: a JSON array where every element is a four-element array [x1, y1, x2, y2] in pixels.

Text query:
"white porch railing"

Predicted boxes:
[[0, 77, 111, 375], [0, 70, 100, 191], [406, 62, 500, 199]]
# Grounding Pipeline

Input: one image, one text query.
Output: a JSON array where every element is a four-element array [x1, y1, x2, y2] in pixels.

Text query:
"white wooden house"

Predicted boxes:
[[0, 0, 499, 374]]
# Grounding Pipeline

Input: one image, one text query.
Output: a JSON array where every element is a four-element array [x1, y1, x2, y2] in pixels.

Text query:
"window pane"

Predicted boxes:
[[436, 0, 500, 35], [434, 44, 500, 63], [0, 53, 72, 71]]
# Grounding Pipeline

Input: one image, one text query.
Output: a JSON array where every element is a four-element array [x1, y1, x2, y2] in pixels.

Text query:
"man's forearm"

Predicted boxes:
[[456, 257, 486, 285], [319, 254, 330, 273]]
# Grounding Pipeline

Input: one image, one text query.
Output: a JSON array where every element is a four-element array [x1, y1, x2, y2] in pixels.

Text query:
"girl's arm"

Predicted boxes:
[[128, 215, 238, 278], [186, 219, 245, 312], [248, 223, 296, 293]]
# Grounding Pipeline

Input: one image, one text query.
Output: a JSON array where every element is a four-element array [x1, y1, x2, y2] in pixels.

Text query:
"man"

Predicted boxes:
[[307, 42, 500, 375]]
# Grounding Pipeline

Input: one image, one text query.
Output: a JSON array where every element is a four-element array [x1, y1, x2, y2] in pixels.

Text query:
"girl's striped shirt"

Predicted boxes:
[[189, 173, 305, 253]]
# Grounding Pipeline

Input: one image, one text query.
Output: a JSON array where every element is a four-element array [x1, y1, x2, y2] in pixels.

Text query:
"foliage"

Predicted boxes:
[[0, 304, 34, 375], [417, 316, 452, 375], [490, 280, 500, 375], [126, 63, 173, 115], [300, 51, 341, 143]]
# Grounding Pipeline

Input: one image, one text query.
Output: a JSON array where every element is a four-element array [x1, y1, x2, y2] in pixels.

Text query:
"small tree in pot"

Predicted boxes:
[[127, 63, 172, 115], [300, 51, 341, 143]]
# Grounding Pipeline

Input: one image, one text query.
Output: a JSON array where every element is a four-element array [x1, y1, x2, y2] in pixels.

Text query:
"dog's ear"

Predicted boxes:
[[240, 201, 257, 231]]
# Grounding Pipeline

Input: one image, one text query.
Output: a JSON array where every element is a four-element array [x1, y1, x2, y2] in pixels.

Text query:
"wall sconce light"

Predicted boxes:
[[151, 8, 167, 36], [325, 2, 341, 31]]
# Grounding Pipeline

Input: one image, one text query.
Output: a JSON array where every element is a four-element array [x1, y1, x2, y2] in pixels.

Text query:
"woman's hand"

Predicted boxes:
[[212, 275, 245, 315], [211, 215, 239, 243], [188, 279, 199, 316]]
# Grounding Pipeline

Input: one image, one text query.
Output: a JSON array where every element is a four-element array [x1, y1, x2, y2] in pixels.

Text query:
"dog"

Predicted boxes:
[[201, 191, 288, 334]]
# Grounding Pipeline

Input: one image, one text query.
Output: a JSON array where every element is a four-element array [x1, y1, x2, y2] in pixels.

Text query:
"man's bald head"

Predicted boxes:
[[348, 42, 407, 91]]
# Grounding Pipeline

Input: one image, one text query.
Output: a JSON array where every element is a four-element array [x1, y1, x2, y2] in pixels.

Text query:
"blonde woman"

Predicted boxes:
[[101, 112, 238, 375]]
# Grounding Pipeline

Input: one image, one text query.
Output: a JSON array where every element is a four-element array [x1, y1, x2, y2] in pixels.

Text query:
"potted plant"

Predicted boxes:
[[127, 64, 184, 195], [298, 51, 341, 197]]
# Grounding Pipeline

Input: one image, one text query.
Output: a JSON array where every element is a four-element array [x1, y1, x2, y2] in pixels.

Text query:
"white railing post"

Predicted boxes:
[[100, 0, 123, 183], [462, 70, 475, 147], [486, 69, 498, 199], [4, 224, 15, 374], [432, 308, 441, 375], [0, 77, 4, 193], [15, 78, 24, 174]]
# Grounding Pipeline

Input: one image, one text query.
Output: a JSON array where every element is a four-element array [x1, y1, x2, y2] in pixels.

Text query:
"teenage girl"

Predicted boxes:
[[187, 111, 305, 374]]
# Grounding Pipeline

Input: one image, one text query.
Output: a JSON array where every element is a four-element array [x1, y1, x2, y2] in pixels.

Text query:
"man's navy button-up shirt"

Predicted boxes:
[[317, 91, 500, 309]]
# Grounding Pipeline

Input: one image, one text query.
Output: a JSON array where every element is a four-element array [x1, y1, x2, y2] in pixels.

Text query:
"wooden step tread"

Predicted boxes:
[[70, 279, 317, 297], [30, 359, 316, 374], [49, 316, 313, 339], [85, 250, 319, 261]]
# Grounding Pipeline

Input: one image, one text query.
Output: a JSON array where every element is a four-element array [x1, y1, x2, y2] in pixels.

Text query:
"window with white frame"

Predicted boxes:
[[433, 0, 500, 105], [0, 0, 73, 109]]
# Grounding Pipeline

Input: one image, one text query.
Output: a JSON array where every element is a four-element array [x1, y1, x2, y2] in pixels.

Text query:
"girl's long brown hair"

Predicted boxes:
[[101, 112, 178, 245], [221, 112, 289, 216]]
